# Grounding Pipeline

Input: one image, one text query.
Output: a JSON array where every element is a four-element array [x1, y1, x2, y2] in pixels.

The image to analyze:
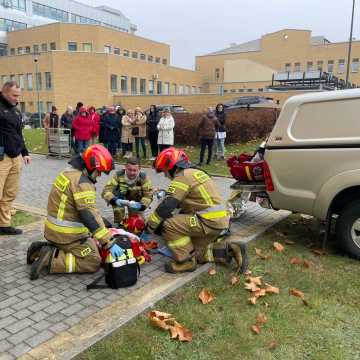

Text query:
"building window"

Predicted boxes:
[[317, 60, 323, 71], [155, 57, 160, 64], [157, 81, 162, 94], [1, 75, 8, 85], [338, 59, 345, 74], [32, 2, 69, 22], [185, 85, 190, 95], [35, 72, 42, 90], [162, 59, 167, 65], [68, 42, 77, 51], [110, 74, 117, 92], [215, 68, 220, 80], [114, 47, 120, 55], [41, 43, 47, 52], [50, 42, 56, 50], [10, 48, 15, 55], [70, 13, 99, 25], [352, 58, 359, 72], [164, 82, 170, 95], [1, 0, 26, 11], [149, 80, 154, 95], [294, 62, 301, 72], [82, 43, 92, 52], [38, 101, 44, 114], [140, 79, 146, 94], [104, 45, 111, 54], [285, 63, 291, 72], [173, 83, 177, 95], [140, 53, 146, 60], [327, 60, 334, 73], [120, 76, 128, 93], [132, 51, 138, 59], [191, 86, 196, 94], [306, 61, 313, 72], [0, 18, 27, 31], [33, 44, 39, 54], [148, 55, 153, 62], [131, 77, 137, 94], [179, 85, 184, 95], [46, 102, 53, 113], [18, 74, 24, 89], [45, 72, 52, 90], [26, 73, 33, 90], [17, 47, 23, 55], [123, 50, 129, 57], [25, 46, 31, 54], [10, 74, 16, 81]]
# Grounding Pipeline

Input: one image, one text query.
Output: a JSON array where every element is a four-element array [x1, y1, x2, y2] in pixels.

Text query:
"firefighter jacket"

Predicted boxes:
[[44, 168, 113, 248], [148, 168, 230, 232], [101, 169, 153, 209]]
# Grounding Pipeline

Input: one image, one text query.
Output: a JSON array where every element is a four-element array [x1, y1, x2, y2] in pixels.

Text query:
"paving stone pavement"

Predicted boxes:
[[0, 154, 288, 359]]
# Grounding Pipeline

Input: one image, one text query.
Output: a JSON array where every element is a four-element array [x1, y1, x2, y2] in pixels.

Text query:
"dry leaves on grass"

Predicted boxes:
[[245, 277, 279, 305], [230, 275, 239, 286], [290, 288, 309, 306], [208, 268, 217, 276], [148, 311, 193, 342], [269, 341, 277, 349], [256, 313, 268, 325], [264, 283, 280, 295], [312, 249, 328, 256], [251, 325, 261, 334], [273, 242, 285, 252], [246, 276, 262, 286], [255, 247, 272, 260], [198, 288, 215, 304], [289, 257, 302, 265]]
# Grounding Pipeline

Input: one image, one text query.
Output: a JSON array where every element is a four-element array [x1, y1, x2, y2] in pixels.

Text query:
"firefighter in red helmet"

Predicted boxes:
[[147, 147, 243, 274], [27, 144, 124, 280]]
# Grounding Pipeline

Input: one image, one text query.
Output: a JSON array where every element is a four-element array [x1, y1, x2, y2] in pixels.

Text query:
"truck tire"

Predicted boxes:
[[335, 199, 360, 259]]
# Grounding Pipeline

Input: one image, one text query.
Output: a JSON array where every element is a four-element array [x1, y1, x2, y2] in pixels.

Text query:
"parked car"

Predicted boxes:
[[145, 104, 188, 115], [256, 89, 360, 258], [28, 112, 46, 128], [223, 96, 275, 110]]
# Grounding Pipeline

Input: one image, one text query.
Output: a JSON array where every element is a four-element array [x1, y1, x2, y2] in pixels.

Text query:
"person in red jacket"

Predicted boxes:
[[72, 107, 92, 154], [89, 106, 100, 145]]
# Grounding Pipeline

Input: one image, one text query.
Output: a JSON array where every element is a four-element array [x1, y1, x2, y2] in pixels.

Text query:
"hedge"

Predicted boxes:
[[173, 108, 279, 145]]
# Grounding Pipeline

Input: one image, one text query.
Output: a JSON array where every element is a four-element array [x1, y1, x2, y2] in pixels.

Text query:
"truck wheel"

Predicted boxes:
[[335, 199, 360, 259]]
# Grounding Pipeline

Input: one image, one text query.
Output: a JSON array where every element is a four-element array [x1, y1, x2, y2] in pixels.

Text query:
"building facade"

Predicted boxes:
[[0, 22, 203, 113], [196, 29, 360, 94], [0, 0, 137, 55]]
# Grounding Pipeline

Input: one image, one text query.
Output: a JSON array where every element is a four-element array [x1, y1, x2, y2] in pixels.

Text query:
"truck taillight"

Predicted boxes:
[[263, 160, 274, 192]]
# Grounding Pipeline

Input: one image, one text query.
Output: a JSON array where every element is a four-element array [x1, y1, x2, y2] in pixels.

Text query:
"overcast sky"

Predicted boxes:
[[82, 0, 359, 69]]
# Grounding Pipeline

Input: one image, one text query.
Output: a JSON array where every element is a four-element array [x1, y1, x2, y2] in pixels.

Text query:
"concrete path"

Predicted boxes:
[[0, 155, 288, 359]]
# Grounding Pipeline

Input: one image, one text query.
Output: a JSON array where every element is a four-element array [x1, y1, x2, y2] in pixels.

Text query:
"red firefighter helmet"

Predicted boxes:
[[123, 214, 145, 234], [154, 147, 189, 173], [82, 144, 114, 174]]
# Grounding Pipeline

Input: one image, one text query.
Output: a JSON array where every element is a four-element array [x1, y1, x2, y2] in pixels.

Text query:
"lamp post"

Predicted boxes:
[[34, 56, 41, 128], [346, 0, 356, 88]]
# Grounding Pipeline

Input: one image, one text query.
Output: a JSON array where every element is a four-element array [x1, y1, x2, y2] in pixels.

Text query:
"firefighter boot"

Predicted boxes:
[[30, 246, 54, 280], [26, 241, 48, 265], [228, 242, 249, 274], [164, 257, 197, 274]]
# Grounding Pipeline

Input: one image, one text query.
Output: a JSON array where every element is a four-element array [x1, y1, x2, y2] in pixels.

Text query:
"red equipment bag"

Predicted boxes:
[[227, 153, 264, 182]]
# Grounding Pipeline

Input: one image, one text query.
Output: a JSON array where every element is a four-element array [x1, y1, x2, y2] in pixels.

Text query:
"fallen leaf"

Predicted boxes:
[[148, 311, 173, 320], [255, 247, 271, 260], [303, 260, 311, 268], [265, 283, 280, 294], [273, 242, 284, 252], [251, 325, 261, 334], [269, 340, 277, 349], [198, 289, 215, 304], [289, 288, 305, 299], [148, 311, 174, 331], [312, 249, 327, 256], [249, 296, 257, 305], [244, 282, 261, 292], [254, 288, 267, 298], [230, 275, 239, 285], [169, 321, 193, 342], [244, 269, 252, 276], [285, 240, 295, 245], [208, 268, 217, 276], [255, 247, 262, 256], [264, 302, 270, 308], [256, 313, 268, 325], [289, 257, 302, 265], [246, 276, 262, 286]]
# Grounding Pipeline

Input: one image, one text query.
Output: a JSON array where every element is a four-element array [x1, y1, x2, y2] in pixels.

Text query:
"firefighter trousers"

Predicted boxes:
[[49, 237, 101, 274], [163, 214, 223, 263], [0, 155, 22, 227]]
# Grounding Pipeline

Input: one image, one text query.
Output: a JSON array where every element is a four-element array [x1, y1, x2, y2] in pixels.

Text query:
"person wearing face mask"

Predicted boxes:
[[102, 157, 153, 227], [147, 147, 244, 274], [26, 145, 124, 280], [72, 106, 92, 154]]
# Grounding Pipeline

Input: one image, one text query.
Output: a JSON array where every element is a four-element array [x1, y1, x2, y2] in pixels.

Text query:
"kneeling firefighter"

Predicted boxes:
[[27, 144, 124, 280], [147, 147, 247, 274]]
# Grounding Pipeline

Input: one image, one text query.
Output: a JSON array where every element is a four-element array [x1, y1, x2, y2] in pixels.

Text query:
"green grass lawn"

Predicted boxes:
[[23, 128, 261, 176], [11, 210, 38, 227], [77, 215, 360, 360]]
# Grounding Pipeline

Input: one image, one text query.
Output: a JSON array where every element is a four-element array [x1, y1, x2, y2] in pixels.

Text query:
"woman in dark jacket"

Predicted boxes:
[[116, 106, 126, 152], [146, 105, 159, 160], [214, 103, 227, 160], [100, 106, 121, 156]]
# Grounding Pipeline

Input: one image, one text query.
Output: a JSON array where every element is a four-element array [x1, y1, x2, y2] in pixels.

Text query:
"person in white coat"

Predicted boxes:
[[157, 108, 175, 152]]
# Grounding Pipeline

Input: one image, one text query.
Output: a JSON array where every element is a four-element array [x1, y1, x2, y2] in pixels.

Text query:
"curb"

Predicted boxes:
[[18, 264, 211, 360]]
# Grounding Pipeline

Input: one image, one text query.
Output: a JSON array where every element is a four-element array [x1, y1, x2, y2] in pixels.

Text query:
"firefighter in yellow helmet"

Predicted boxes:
[[147, 147, 246, 274], [27, 144, 125, 280], [101, 157, 153, 226]]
